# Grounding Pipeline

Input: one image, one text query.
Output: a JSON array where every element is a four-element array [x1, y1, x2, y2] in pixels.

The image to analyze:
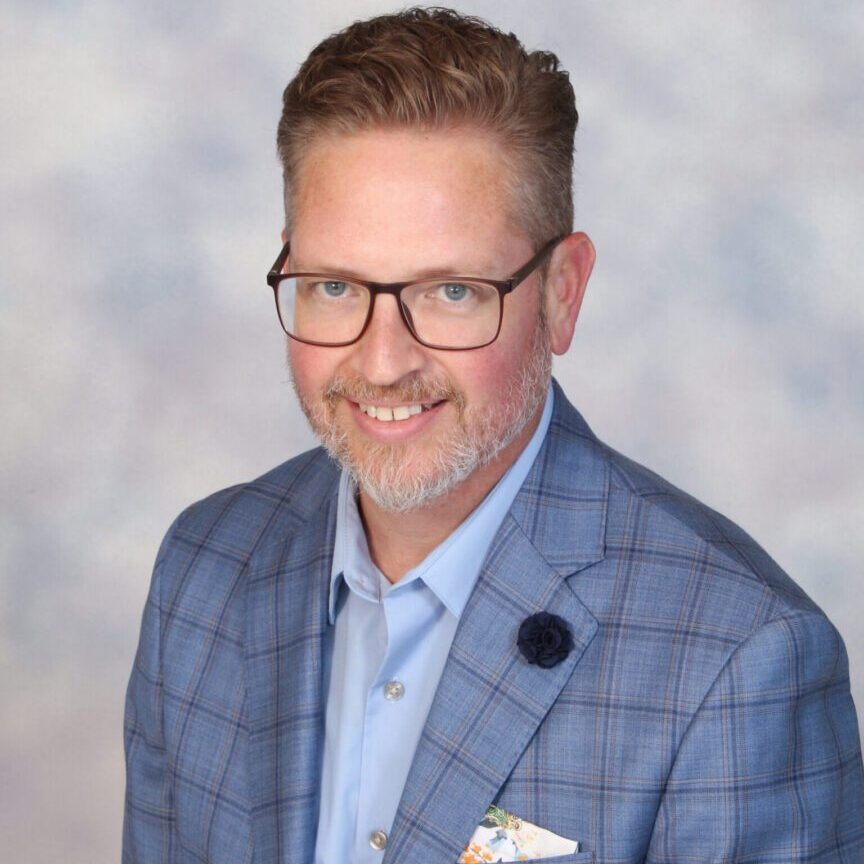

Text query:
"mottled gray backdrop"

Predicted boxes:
[[2, 2, 861, 860]]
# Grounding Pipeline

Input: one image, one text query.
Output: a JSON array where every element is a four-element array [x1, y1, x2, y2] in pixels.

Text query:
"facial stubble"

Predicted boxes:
[[290, 307, 552, 512]]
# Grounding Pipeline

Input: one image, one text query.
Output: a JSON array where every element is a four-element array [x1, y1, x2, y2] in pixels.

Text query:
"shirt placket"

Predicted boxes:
[[353, 579, 427, 861]]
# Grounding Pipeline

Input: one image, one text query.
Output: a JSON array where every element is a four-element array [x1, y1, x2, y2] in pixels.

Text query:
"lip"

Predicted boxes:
[[348, 398, 446, 441]]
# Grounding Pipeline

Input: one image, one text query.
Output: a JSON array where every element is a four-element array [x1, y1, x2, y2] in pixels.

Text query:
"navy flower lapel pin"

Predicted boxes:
[[517, 611, 573, 668]]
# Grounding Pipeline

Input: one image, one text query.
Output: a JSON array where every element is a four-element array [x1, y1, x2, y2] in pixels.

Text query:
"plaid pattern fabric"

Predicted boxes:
[[124, 380, 864, 863]]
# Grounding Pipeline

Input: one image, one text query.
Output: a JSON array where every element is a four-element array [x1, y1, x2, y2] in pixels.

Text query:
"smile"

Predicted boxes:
[[357, 402, 440, 421]]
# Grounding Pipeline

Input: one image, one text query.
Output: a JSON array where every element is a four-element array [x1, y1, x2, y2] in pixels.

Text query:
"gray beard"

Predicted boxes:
[[292, 313, 552, 513]]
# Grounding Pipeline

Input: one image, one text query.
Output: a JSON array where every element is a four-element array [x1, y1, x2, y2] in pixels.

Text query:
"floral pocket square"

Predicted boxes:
[[458, 805, 579, 862]]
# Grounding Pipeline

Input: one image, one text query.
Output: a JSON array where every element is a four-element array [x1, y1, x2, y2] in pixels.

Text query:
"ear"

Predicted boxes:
[[281, 227, 289, 245], [544, 232, 595, 356]]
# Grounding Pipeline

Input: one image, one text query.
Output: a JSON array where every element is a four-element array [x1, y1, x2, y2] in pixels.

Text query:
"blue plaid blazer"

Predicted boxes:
[[124, 381, 864, 863]]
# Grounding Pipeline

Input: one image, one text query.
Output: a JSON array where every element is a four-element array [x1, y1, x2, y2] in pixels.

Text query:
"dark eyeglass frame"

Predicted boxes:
[[266, 235, 565, 350]]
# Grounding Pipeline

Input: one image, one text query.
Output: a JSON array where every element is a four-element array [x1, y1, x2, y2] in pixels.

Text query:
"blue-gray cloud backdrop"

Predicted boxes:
[[2, 2, 862, 860]]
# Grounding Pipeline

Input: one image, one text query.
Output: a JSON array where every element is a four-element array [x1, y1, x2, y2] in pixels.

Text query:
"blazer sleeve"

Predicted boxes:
[[122, 520, 180, 863], [647, 610, 864, 862]]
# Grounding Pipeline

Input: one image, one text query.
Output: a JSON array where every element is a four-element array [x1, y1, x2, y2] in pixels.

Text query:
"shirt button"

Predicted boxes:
[[383, 680, 405, 701], [369, 829, 388, 851]]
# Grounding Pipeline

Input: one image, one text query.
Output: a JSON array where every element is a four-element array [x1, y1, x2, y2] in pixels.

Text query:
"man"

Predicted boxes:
[[123, 8, 864, 863]]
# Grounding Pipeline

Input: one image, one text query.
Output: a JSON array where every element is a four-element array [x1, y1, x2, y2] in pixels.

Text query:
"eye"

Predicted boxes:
[[317, 280, 350, 298], [437, 282, 474, 302]]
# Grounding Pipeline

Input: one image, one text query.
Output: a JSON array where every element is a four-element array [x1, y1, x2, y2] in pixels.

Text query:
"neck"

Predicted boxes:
[[358, 404, 544, 582]]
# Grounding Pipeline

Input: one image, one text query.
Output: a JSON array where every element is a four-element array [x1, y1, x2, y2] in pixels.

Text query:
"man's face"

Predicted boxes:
[[287, 128, 552, 511]]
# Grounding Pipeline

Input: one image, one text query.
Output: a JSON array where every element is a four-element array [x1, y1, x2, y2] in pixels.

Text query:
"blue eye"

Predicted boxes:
[[319, 281, 348, 298], [440, 282, 472, 302]]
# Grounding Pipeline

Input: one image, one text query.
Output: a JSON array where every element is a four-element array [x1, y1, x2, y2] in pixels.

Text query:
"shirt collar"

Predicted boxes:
[[329, 384, 554, 624]]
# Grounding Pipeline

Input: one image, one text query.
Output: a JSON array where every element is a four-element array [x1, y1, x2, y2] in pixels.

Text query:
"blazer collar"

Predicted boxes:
[[508, 378, 608, 573]]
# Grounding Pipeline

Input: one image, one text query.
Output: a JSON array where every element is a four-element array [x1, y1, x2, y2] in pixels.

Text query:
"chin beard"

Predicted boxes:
[[292, 313, 552, 513]]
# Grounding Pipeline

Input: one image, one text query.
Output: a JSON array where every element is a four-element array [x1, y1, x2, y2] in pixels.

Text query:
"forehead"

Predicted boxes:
[[290, 128, 529, 278]]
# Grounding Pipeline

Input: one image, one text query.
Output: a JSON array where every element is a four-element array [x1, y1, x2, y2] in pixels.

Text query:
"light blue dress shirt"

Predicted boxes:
[[313, 386, 554, 863]]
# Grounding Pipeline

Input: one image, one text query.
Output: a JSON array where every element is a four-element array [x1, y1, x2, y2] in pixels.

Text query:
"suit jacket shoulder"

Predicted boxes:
[[155, 446, 339, 598], [169, 445, 338, 551], [534, 381, 822, 643]]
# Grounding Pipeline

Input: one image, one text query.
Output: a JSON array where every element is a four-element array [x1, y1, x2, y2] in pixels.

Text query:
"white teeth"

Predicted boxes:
[[358, 402, 429, 421]]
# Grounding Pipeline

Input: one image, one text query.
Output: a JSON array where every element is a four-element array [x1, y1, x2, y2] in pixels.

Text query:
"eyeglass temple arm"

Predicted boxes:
[[267, 242, 291, 287], [503, 235, 566, 293]]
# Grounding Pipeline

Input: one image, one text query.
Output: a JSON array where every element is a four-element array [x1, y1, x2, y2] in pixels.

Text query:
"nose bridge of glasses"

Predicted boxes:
[[364, 281, 417, 340]]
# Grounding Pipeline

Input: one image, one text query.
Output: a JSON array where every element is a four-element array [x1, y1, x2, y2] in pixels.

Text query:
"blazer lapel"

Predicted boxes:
[[386, 383, 610, 864], [245, 489, 337, 864]]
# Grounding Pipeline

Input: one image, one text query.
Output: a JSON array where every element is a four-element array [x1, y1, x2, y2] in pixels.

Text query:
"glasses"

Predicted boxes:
[[266, 235, 564, 350]]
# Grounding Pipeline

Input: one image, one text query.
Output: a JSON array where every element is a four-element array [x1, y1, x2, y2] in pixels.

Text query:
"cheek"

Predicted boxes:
[[481, 314, 538, 377], [445, 350, 507, 403], [287, 342, 307, 385], [288, 342, 336, 395], [290, 338, 335, 366]]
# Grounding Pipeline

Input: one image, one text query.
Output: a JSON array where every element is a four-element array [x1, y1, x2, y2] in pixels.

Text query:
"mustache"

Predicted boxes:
[[323, 372, 464, 409]]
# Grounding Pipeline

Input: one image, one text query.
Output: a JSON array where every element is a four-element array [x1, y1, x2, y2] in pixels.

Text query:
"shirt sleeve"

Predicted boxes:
[[647, 609, 864, 862]]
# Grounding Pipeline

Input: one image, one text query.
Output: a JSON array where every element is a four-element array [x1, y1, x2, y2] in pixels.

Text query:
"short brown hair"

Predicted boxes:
[[277, 7, 578, 249]]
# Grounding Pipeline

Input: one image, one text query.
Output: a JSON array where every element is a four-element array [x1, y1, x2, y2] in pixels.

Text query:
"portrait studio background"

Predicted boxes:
[[2, 2, 862, 860]]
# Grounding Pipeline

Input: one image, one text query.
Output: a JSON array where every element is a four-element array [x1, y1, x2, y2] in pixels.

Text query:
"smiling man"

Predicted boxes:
[[123, 8, 864, 864]]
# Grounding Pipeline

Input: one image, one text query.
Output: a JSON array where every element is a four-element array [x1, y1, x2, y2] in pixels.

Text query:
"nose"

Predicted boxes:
[[349, 294, 428, 386]]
